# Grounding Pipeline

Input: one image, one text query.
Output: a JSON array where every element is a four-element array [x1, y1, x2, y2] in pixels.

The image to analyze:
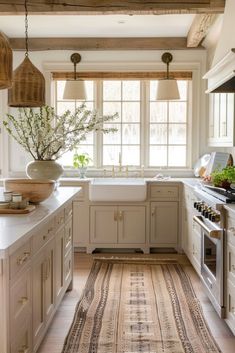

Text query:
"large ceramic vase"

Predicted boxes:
[[26, 160, 64, 181]]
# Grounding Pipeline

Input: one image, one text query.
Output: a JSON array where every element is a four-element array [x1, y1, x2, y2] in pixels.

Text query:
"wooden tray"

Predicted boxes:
[[0, 205, 36, 214]]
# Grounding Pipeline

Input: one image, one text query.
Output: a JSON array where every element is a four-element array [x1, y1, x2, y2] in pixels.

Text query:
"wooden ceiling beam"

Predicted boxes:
[[9, 37, 204, 51], [187, 13, 218, 47], [0, 1, 225, 15]]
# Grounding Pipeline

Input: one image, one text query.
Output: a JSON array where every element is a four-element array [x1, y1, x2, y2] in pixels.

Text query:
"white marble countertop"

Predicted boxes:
[[60, 177, 200, 186], [0, 187, 81, 258]]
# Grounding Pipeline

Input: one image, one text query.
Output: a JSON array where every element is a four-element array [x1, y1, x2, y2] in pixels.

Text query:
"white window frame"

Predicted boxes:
[[54, 78, 192, 170]]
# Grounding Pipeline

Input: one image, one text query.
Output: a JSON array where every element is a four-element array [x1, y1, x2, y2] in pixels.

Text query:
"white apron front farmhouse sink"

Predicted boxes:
[[89, 178, 147, 201]]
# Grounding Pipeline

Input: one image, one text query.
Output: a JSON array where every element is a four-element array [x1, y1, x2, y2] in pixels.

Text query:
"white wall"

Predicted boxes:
[[0, 49, 208, 177]]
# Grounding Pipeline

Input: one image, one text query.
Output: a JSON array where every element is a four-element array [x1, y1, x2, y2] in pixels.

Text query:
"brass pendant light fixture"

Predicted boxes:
[[0, 31, 13, 89], [156, 52, 180, 101], [8, 0, 45, 107], [63, 53, 86, 100]]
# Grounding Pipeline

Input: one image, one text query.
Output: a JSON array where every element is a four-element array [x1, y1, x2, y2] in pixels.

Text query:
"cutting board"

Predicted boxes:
[[0, 205, 36, 214]]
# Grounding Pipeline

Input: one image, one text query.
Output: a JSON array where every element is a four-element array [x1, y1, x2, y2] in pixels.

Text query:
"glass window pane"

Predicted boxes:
[[57, 81, 66, 100], [150, 80, 158, 101], [84, 81, 94, 101], [122, 146, 140, 166], [169, 124, 187, 144], [178, 81, 187, 100], [57, 101, 75, 115], [122, 102, 140, 122], [150, 124, 167, 144], [168, 146, 186, 167], [103, 145, 121, 165], [122, 124, 140, 144], [103, 81, 121, 101], [103, 102, 121, 122], [78, 101, 94, 111], [122, 81, 140, 101], [81, 132, 94, 144], [150, 102, 167, 122], [169, 102, 187, 122], [103, 124, 121, 144], [149, 146, 167, 167]]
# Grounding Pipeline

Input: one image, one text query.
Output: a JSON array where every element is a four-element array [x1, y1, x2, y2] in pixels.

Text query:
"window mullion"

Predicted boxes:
[[95, 80, 103, 168]]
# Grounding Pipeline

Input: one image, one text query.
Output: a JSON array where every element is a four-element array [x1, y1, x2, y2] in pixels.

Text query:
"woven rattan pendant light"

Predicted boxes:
[[8, 0, 45, 107], [0, 31, 12, 89]]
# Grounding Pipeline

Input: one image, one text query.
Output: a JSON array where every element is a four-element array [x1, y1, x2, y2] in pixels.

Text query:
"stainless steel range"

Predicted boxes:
[[193, 185, 225, 318]]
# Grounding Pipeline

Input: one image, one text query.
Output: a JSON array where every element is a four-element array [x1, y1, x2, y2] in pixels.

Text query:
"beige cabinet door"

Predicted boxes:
[[55, 228, 64, 304], [32, 238, 55, 349], [44, 239, 55, 324], [90, 206, 117, 243], [118, 206, 146, 244], [150, 202, 178, 246], [32, 250, 45, 347], [73, 201, 89, 246]]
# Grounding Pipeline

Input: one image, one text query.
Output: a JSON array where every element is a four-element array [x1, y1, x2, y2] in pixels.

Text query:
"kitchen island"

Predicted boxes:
[[0, 187, 81, 353]]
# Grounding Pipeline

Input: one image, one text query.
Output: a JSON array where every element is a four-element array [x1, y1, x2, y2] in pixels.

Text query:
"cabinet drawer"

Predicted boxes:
[[55, 209, 65, 230], [10, 269, 31, 332], [32, 219, 55, 253], [64, 250, 72, 287], [150, 185, 179, 199], [65, 203, 73, 220], [64, 219, 72, 256], [10, 317, 32, 353], [227, 242, 235, 283], [10, 241, 31, 279]]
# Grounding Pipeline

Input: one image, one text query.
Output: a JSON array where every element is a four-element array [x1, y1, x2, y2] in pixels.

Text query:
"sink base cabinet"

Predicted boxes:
[[0, 201, 74, 353], [89, 205, 148, 253], [150, 202, 178, 248]]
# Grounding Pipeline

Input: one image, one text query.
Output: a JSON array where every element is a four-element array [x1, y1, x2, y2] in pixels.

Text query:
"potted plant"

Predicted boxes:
[[211, 166, 235, 189], [73, 152, 92, 178], [3, 104, 117, 181]]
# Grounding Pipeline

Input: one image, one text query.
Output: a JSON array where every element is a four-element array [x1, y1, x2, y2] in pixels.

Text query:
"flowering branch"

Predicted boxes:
[[3, 104, 118, 161]]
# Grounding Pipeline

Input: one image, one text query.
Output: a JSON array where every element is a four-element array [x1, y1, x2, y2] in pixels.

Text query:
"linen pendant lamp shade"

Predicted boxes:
[[156, 52, 180, 101], [8, 0, 45, 107], [63, 53, 86, 100], [0, 31, 13, 89]]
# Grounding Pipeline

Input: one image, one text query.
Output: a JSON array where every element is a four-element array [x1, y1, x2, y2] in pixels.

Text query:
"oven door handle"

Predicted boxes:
[[193, 215, 222, 239]]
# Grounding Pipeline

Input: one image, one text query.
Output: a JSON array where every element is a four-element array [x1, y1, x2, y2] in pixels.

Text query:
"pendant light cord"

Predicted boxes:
[[24, 0, 29, 57]]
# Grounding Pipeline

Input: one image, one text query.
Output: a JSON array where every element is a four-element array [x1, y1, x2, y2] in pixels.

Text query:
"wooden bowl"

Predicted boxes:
[[4, 178, 55, 204]]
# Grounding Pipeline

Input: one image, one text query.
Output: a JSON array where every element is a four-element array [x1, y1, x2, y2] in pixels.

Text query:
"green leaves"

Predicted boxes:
[[211, 166, 235, 187], [73, 152, 92, 168], [3, 104, 118, 161]]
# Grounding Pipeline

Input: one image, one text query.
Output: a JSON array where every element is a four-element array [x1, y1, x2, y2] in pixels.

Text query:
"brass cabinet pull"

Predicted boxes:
[[18, 296, 28, 305], [17, 252, 30, 266], [119, 211, 123, 221], [232, 264, 235, 271], [114, 212, 117, 221], [151, 208, 155, 216], [18, 345, 28, 353]]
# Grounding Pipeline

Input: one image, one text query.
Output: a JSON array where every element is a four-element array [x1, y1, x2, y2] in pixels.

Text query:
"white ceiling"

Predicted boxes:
[[0, 14, 195, 37]]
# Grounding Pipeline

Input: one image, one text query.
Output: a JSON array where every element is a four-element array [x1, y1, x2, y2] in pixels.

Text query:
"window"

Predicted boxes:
[[54, 79, 190, 169], [149, 81, 188, 167], [102, 80, 141, 166]]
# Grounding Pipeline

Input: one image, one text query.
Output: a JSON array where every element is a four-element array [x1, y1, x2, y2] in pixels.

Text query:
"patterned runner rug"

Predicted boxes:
[[62, 258, 221, 353]]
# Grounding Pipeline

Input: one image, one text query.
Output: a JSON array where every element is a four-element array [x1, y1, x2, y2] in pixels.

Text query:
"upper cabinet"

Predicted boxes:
[[208, 93, 235, 146]]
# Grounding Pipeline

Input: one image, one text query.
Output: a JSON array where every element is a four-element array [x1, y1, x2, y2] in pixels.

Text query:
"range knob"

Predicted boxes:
[[197, 202, 204, 212], [211, 213, 220, 223]]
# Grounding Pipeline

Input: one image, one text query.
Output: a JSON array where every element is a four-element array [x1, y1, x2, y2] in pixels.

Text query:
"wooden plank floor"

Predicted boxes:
[[38, 252, 235, 353]]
